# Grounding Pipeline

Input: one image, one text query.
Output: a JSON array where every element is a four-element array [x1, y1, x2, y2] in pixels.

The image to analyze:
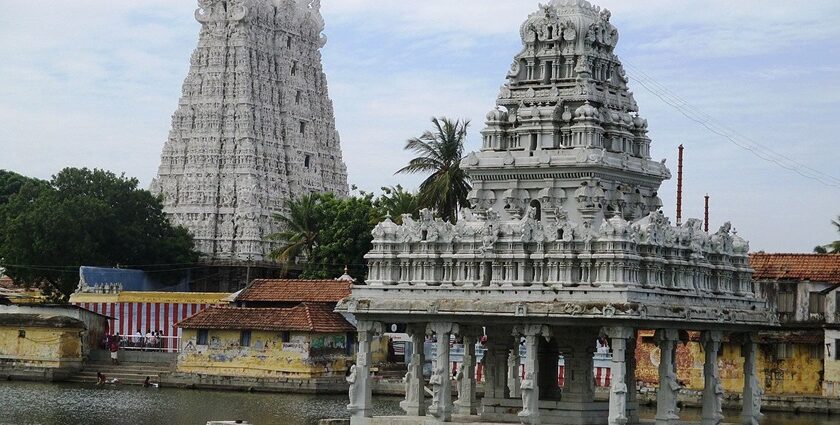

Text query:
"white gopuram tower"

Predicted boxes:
[[151, 0, 348, 263]]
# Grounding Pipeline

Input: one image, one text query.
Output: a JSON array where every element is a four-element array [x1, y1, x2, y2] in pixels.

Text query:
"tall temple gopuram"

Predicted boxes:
[[338, 1, 775, 425], [151, 0, 348, 270]]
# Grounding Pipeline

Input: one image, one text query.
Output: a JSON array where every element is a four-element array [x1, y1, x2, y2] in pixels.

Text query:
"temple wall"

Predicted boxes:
[[635, 336, 823, 396], [177, 329, 350, 378], [0, 325, 84, 380], [176, 330, 391, 378]]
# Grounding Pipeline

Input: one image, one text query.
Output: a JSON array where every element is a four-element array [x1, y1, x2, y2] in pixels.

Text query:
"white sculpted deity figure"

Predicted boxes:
[[401, 357, 420, 407], [429, 364, 446, 417], [714, 382, 725, 421], [518, 372, 536, 420], [346, 364, 358, 408], [454, 366, 464, 401]]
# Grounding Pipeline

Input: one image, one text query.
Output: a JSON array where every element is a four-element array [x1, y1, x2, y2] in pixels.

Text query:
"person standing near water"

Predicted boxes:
[[109, 337, 120, 365]]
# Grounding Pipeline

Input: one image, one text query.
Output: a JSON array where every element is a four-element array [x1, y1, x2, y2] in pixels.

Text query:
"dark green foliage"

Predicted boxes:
[[302, 194, 378, 280], [397, 117, 472, 223], [268, 193, 380, 281], [0, 168, 199, 301], [373, 185, 419, 225]]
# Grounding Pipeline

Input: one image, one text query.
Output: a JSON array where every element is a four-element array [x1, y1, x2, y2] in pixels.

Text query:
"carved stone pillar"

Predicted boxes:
[[428, 322, 458, 422], [563, 332, 596, 403], [701, 331, 724, 425], [508, 345, 521, 398], [654, 329, 680, 425], [400, 324, 426, 416], [605, 327, 635, 425], [515, 325, 552, 425], [455, 328, 481, 415], [741, 334, 763, 425], [626, 333, 640, 424], [348, 320, 382, 425]]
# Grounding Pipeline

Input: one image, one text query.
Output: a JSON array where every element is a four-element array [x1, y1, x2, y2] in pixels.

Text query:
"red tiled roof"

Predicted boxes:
[[235, 279, 351, 303], [176, 303, 355, 333], [750, 253, 840, 283]]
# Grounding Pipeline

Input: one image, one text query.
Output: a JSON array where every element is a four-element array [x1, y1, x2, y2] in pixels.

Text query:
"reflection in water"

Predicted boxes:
[[0, 382, 835, 425], [0, 382, 399, 425]]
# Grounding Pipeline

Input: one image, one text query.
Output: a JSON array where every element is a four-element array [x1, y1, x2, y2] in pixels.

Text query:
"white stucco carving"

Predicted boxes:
[[151, 0, 348, 262]]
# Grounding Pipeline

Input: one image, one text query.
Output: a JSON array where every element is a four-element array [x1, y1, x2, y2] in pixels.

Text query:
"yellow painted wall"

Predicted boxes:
[[70, 291, 231, 304], [177, 329, 350, 378], [0, 326, 83, 368], [636, 338, 823, 396]]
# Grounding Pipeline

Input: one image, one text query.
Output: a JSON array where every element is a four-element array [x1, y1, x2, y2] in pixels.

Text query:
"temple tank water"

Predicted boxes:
[[0, 381, 834, 425]]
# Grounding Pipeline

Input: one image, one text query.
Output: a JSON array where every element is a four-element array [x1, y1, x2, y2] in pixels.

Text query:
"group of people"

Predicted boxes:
[[129, 329, 166, 350], [102, 330, 167, 351]]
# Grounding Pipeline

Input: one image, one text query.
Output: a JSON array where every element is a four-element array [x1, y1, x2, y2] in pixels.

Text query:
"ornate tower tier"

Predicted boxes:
[[468, 0, 668, 229], [151, 0, 348, 262]]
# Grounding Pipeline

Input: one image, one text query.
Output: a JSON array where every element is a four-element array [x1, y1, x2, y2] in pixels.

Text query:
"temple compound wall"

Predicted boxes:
[[151, 0, 349, 263], [338, 1, 777, 424], [0, 314, 86, 381]]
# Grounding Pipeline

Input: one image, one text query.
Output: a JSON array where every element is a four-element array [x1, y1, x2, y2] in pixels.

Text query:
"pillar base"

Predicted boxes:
[[481, 398, 608, 425], [399, 401, 423, 417]]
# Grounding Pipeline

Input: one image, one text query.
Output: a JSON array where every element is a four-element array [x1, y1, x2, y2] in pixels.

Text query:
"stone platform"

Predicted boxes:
[[481, 398, 609, 425], [362, 416, 736, 425]]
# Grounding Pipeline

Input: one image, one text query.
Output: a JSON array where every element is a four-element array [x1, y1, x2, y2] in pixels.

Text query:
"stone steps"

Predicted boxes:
[[67, 362, 171, 386]]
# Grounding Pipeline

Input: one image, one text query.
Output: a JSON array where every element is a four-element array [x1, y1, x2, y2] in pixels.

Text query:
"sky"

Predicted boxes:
[[0, 0, 839, 253]]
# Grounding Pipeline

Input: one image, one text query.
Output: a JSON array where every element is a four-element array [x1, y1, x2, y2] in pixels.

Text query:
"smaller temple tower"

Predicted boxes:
[[339, 2, 774, 425]]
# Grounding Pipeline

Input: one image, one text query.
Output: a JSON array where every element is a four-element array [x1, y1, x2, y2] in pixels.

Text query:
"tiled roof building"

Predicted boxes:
[[751, 253, 840, 283], [234, 279, 351, 307], [178, 303, 354, 333]]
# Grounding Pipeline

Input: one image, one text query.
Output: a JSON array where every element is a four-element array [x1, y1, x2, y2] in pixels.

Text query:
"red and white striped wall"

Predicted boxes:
[[72, 301, 213, 352]]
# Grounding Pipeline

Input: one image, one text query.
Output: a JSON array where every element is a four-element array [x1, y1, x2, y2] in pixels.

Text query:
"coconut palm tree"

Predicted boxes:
[[267, 194, 320, 266], [396, 117, 472, 223], [815, 216, 840, 254], [374, 185, 419, 225]]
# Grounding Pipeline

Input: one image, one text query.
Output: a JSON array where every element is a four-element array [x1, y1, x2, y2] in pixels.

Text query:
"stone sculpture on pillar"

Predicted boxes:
[[427, 322, 458, 422], [605, 327, 635, 425], [346, 364, 357, 409], [741, 334, 764, 425], [514, 324, 552, 425], [401, 325, 426, 416], [520, 372, 536, 421], [430, 364, 445, 416], [654, 329, 680, 425], [454, 328, 480, 415], [701, 331, 724, 425], [348, 321, 382, 425]]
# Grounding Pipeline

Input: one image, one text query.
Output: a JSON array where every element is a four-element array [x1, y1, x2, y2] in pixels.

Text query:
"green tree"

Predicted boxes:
[[303, 193, 378, 280], [397, 117, 472, 223], [267, 193, 321, 266], [814, 215, 840, 254], [0, 168, 199, 301], [267, 192, 378, 281], [374, 185, 419, 225]]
